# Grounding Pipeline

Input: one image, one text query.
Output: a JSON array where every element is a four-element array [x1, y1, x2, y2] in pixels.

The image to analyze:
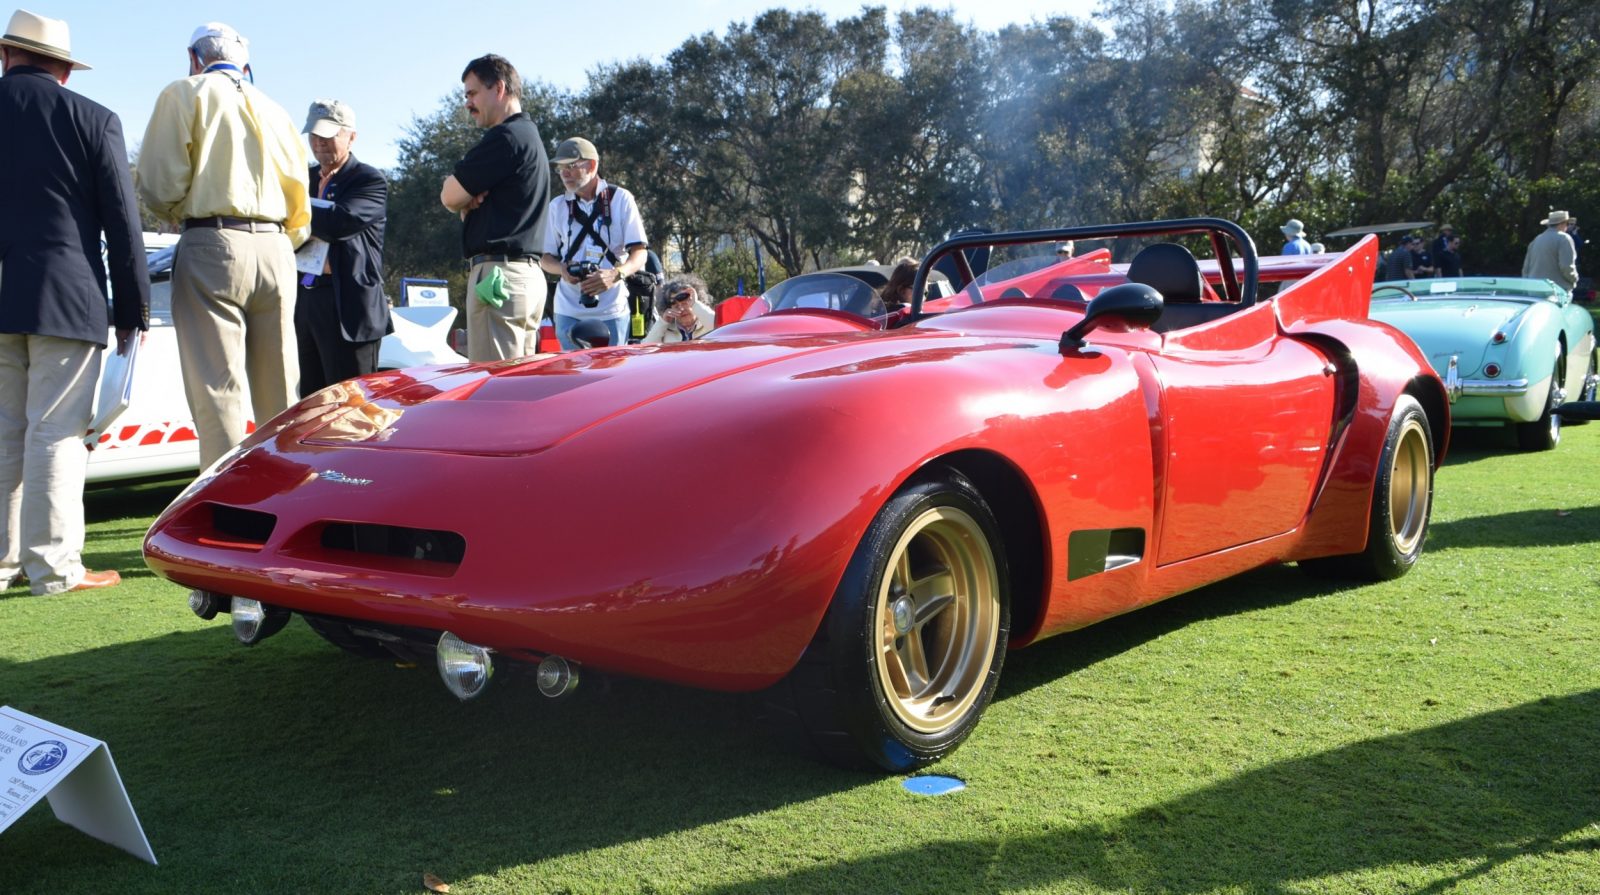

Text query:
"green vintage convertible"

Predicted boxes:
[[1370, 276, 1597, 450]]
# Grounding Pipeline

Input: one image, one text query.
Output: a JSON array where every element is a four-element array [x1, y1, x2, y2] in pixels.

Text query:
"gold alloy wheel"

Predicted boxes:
[[873, 506, 1000, 735], [1388, 417, 1432, 555]]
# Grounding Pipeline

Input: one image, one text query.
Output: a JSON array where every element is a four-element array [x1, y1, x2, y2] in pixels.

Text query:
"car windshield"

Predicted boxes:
[[146, 244, 175, 324], [959, 251, 1062, 303], [1373, 279, 1560, 304], [764, 273, 886, 317]]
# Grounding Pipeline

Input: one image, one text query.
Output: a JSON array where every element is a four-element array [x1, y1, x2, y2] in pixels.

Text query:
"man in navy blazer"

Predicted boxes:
[[0, 10, 148, 595], [296, 99, 391, 396]]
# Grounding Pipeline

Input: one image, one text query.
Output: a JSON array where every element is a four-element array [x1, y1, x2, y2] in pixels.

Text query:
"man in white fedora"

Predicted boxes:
[[0, 9, 149, 594], [1522, 210, 1578, 293], [1280, 219, 1313, 255], [137, 22, 309, 468]]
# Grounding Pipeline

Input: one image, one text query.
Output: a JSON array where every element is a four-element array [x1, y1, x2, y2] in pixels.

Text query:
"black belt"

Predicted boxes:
[[468, 253, 538, 267], [183, 216, 285, 233]]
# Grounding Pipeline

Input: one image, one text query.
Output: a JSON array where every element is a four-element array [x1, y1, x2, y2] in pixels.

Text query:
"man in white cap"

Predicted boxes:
[[0, 9, 148, 594], [538, 136, 649, 350], [296, 99, 390, 396], [1522, 210, 1578, 293], [137, 22, 310, 467], [1280, 219, 1313, 255]]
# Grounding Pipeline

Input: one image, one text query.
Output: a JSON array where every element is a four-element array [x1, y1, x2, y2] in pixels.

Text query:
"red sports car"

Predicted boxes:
[[144, 218, 1448, 771]]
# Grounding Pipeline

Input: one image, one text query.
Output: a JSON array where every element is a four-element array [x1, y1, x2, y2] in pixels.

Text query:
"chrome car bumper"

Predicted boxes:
[[1444, 355, 1528, 403]]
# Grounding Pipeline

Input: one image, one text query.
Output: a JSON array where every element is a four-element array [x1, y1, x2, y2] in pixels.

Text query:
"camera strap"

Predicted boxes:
[[562, 186, 620, 267]]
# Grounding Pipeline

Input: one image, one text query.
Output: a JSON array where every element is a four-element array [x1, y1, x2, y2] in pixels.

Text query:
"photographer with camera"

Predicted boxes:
[[538, 137, 649, 350]]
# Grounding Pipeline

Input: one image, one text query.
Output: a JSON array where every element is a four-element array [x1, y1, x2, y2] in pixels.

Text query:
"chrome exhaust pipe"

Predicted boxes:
[[188, 589, 230, 620], [536, 655, 580, 697]]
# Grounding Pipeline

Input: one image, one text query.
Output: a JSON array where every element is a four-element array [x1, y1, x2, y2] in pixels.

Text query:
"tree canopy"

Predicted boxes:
[[385, 0, 1600, 302]]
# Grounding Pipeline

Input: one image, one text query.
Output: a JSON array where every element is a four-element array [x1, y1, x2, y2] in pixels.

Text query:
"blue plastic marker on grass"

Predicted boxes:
[[903, 775, 965, 796]]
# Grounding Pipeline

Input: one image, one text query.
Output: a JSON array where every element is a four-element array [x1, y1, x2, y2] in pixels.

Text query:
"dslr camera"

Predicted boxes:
[[567, 260, 602, 307]]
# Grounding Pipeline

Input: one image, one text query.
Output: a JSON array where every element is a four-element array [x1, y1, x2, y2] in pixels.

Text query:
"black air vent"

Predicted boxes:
[[319, 523, 466, 566]]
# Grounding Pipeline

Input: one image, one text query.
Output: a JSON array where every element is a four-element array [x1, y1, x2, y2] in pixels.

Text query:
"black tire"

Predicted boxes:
[[302, 615, 394, 659], [767, 470, 1009, 772], [1564, 352, 1597, 426], [1301, 394, 1434, 581], [1515, 353, 1564, 451]]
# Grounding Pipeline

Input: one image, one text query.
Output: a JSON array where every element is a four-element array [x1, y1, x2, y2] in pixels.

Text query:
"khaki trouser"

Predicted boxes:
[[466, 259, 545, 362], [0, 331, 102, 594], [170, 227, 299, 468]]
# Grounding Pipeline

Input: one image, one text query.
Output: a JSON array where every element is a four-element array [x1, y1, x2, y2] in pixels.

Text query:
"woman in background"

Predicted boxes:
[[879, 257, 918, 311], [644, 274, 715, 343]]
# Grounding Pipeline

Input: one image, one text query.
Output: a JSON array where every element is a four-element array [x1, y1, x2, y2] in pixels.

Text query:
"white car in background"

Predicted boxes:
[[85, 239, 465, 484]]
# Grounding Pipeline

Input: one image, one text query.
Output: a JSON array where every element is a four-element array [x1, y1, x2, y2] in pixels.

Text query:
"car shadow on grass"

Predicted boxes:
[[689, 688, 1600, 894], [83, 477, 188, 524], [1437, 425, 1583, 466], [999, 563, 1343, 700], [0, 623, 869, 893], [1426, 505, 1600, 550]]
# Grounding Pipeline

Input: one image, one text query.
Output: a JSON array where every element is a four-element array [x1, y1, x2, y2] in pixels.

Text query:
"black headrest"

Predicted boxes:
[[1048, 281, 1086, 302], [570, 318, 611, 348], [1127, 243, 1204, 304]]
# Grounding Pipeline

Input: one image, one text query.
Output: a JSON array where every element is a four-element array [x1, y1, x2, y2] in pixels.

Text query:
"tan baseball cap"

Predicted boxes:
[[303, 99, 356, 138], [552, 137, 598, 164]]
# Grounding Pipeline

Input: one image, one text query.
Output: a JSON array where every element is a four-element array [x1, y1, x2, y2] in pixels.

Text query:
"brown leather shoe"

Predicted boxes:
[[69, 570, 121, 591]]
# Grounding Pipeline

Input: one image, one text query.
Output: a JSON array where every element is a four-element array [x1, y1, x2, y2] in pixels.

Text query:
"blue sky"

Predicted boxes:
[[26, 0, 1098, 171]]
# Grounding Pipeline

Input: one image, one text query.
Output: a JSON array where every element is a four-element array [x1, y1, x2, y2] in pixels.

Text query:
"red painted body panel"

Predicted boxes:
[[144, 234, 1445, 692]]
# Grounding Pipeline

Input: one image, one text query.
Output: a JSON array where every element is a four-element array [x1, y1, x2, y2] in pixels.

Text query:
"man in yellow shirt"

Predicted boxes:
[[136, 22, 309, 468]]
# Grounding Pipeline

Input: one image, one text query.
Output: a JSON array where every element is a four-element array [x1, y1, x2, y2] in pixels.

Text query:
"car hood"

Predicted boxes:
[[1368, 298, 1530, 375], [298, 331, 940, 455]]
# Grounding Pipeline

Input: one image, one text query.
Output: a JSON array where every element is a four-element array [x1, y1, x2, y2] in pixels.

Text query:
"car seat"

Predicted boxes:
[[1048, 281, 1086, 302], [1127, 243, 1203, 303]]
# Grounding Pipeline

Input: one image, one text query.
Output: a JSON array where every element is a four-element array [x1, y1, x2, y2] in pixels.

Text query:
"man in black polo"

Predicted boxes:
[[440, 54, 549, 361]]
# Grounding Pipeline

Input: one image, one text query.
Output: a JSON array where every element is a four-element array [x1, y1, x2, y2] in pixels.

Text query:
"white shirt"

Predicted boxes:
[[542, 177, 648, 320]]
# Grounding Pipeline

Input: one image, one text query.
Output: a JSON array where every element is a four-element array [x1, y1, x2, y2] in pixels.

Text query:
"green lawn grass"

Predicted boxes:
[[2, 423, 1597, 894]]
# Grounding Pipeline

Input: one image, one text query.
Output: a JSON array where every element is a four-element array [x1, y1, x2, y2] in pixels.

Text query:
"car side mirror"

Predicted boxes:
[[1059, 283, 1164, 352]]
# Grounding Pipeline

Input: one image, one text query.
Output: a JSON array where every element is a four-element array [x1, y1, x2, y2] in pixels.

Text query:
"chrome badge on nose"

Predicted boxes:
[[317, 469, 373, 486]]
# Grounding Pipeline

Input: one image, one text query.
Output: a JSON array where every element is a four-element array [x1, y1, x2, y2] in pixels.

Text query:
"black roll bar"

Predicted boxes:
[[911, 217, 1260, 315]]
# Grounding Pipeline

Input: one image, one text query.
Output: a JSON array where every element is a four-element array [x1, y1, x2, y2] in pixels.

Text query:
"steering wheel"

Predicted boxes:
[[1372, 284, 1421, 301]]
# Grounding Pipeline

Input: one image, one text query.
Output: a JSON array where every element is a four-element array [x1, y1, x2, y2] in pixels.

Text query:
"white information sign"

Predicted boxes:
[[404, 282, 450, 307], [0, 707, 156, 865]]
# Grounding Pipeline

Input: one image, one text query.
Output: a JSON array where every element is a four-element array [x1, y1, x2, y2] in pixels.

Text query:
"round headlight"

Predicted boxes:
[[230, 597, 290, 644], [436, 631, 494, 701]]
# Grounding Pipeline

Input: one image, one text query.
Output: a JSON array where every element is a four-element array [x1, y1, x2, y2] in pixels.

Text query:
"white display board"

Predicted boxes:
[[0, 707, 156, 865], [402, 278, 451, 307]]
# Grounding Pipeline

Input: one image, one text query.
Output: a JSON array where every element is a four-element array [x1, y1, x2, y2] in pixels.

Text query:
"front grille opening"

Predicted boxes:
[[320, 523, 466, 566], [208, 504, 277, 547]]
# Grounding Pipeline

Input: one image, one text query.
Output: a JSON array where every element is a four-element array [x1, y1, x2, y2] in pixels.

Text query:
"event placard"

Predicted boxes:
[[0, 706, 156, 864]]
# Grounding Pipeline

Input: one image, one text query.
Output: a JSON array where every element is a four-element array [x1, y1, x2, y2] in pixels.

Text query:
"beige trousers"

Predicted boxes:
[[0, 332, 102, 594], [465, 259, 545, 362], [170, 227, 299, 468]]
